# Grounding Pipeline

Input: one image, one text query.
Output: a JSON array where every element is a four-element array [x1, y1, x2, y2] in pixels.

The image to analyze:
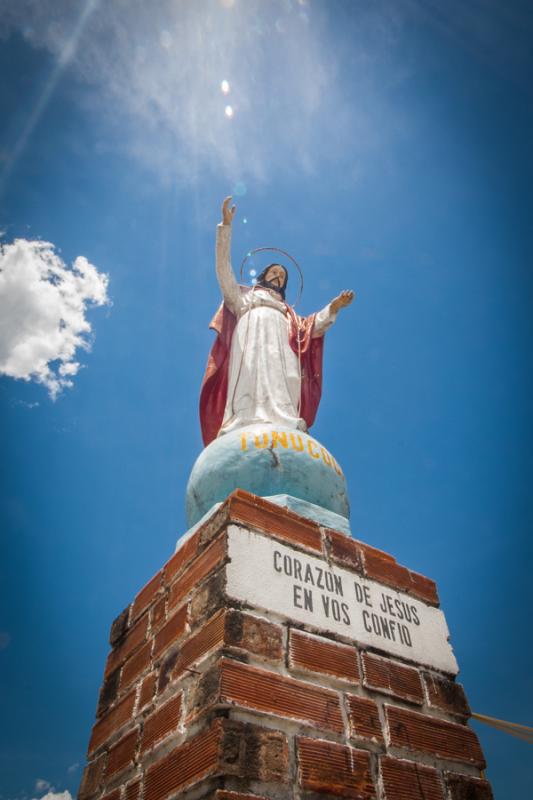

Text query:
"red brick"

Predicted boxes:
[[363, 553, 439, 605], [153, 604, 188, 658], [78, 753, 106, 800], [362, 652, 423, 704], [324, 530, 365, 571], [105, 728, 138, 778], [189, 568, 226, 628], [214, 793, 270, 800], [385, 705, 485, 767], [423, 674, 470, 718], [289, 629, 359, 683], [219, 720, 288, 782], [139, 672, 157, 710], [297, 736, 375, 798], [345, 694, 384, 743], [141, 694, 182, 753], [247, 727, 288, 782], [174, 610, 226, 678], [446, 773, 494, 800], [380, 756, 444, 800], [407, 570, 439, 606], [357, 540, 396, 564], [226, 489, 323, 552], [131, 570, 163, 621], [97, 668, 120, 717], [151, 595, 167, 631], [225, 610, 283, 661], [120, 641, 152, 690], [160, 610, 282, 690], [169, 535, 227, 609], [100, 791, 121, 800], [325, 530, 397, 570], [88, 689, 135, 753], [144, 720, 220, 800], [186, 665, 224, 722], [109, 606, 130, 646], [105, 613, 149, 677], [164, 530, 201, 584], [124, 780, 141, 800], [219, 658, 344, 733], [364, 552, 412, 593]]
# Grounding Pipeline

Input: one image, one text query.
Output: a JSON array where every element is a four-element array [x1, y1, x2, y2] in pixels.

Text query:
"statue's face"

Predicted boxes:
[[264, 264, 286, 288]]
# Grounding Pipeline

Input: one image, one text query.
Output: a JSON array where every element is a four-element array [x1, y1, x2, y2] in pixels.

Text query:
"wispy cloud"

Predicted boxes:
[[0, 238, 109, 398], [0, 0, 403, 184], [0, 0, 99, 193]]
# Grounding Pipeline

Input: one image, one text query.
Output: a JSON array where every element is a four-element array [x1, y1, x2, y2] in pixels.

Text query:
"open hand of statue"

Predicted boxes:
[[222, 196, 237, 226], [330, 289, 355, 314]]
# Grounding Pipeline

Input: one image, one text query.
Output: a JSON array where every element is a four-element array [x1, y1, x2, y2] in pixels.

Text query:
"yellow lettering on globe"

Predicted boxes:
[[290, 433, 304, 452], [321, 447, 332, 466], [307, 439, 320, 459], [240, 429, 342, 475], [272, 431, 288, 448], [332, 457, 344, 476]]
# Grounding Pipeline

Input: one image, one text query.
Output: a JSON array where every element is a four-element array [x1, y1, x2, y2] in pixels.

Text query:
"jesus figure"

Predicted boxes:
[[199, 196, 354, 446]]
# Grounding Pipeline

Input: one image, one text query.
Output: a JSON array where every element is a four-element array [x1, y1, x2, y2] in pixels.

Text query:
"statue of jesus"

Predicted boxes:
[[199, 196, 354, 445]]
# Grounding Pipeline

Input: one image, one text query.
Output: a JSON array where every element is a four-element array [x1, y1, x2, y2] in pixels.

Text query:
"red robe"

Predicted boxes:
[[199, 299, 325, 446]]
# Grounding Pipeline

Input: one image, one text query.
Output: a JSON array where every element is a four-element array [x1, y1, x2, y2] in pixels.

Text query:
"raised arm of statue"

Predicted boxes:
[[313, 302, 338, 337], [201, 195, 356, 450], [216, 197, 243, 316], [312, 290, 354, 337]]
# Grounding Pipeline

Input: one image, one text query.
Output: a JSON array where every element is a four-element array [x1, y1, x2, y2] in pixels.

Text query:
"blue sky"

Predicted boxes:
[[1, 1, 532, 797]]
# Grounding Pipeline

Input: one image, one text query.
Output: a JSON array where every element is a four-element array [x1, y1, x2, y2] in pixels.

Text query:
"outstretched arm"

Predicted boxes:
[[216, 196, 243, 314], [313, 289, 355, 337]]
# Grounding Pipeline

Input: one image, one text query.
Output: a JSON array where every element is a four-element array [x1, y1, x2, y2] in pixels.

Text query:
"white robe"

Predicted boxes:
[[216, 224, 337, 435]]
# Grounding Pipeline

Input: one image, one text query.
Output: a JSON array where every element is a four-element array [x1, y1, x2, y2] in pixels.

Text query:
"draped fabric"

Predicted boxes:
[[199, 298, 324, 446]]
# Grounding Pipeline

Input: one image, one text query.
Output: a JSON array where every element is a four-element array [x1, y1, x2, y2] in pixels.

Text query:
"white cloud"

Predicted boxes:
[[33, 792, 73, 800], [66, 764, 79, 775], [0, 0, 403, 184], [33, 783, 51, 794], [0, 238, 109, 398]]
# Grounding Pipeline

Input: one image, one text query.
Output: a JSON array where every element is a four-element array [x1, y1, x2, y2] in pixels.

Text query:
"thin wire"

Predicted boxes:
[[471, 712, 533, 744]]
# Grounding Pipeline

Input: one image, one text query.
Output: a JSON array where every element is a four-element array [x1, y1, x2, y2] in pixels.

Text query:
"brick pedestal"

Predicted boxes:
[[79, 490, 492, 800]]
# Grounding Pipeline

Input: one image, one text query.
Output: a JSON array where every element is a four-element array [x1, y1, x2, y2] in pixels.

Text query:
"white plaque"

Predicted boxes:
[[226, 526, 458, 675]]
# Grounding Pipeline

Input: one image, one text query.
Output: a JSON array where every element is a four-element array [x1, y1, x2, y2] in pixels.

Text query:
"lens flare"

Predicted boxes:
[[221, 79, 230, 94], [224, 105, 234, 118]]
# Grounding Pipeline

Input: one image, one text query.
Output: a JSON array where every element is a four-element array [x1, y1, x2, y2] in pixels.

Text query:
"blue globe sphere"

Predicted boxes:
[[186, 424, 350, 527]]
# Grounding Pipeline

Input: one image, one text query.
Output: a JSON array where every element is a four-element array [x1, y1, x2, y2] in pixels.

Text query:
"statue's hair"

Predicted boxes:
[[256, 263, 288, 300]]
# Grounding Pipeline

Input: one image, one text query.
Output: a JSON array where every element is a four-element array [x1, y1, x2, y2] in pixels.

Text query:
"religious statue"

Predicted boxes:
[[199, 196, 354, 445]]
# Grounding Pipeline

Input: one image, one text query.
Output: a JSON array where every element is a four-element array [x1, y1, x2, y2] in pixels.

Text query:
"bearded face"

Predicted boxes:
[[256, 263, 288, 299]]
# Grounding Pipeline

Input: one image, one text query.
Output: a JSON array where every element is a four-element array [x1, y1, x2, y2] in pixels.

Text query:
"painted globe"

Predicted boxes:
[[186, 424, 350, 527]]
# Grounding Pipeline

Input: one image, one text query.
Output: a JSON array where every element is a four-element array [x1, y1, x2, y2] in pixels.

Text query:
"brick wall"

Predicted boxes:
[[79, 490, 492, 800]]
